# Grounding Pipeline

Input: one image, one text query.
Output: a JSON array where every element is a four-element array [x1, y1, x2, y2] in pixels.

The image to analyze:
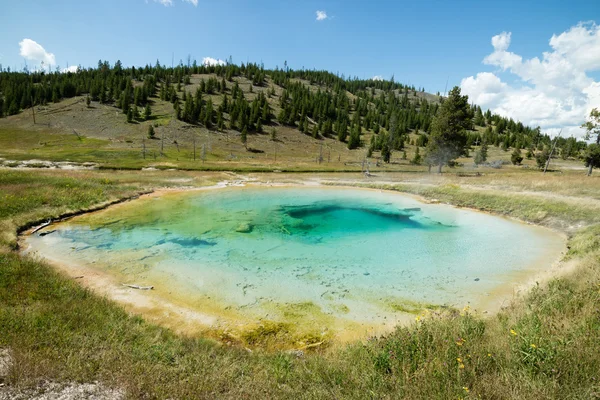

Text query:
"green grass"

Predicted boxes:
[[1, 169, 599, 398], [0, 170, 141, 250]]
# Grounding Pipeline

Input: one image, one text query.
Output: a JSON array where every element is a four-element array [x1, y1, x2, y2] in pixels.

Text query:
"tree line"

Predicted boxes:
[[0, 58, 594, 172]]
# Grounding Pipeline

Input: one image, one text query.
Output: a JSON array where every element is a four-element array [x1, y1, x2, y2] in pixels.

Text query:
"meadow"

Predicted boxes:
[[0, 165, 599, 399]]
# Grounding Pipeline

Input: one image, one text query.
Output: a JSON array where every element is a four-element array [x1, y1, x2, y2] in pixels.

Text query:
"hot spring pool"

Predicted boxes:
[[24, 186, 565, 340]]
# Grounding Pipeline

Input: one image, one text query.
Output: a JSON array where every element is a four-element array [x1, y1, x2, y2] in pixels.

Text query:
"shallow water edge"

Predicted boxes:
[[21, 182, 567, 348]]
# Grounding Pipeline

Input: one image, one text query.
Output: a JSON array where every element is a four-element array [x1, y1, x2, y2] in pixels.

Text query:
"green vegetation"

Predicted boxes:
[[425, 86, 470, 172], [511, 146, 523, 165], [0, 170, 138, 250], [0, 169, 599, 398], [1, 60, 591, 174], [582, 108, 600, 176]]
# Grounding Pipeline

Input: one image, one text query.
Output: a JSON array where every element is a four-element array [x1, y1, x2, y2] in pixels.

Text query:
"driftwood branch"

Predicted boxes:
[[122, 284, 154, 290], [32, 221, 51, 234]]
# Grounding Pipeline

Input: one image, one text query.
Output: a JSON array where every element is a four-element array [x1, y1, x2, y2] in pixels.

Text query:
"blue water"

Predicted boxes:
[[26, 186, 564, 332]]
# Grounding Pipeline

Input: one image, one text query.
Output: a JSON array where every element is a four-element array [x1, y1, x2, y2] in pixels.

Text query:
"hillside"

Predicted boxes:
[[0, 62, 587, 172]]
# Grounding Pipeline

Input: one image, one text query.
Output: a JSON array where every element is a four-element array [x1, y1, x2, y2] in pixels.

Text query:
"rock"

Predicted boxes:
[[235, 223, 253, 233], [0, 349, 12, 379], [474, 278, 480, 282], [0, 381, 124, 400]]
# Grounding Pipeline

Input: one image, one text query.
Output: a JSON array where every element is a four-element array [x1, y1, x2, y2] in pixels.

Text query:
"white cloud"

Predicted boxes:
[[460, 72, 507, 107], [61, 65, 78, 74], [316, 10, 328, 21], [461, 22, 600, 138], [19, 38, 56, 66], [202, 57, 225, 66], [549, 22, 600, 70], [183, 0, 198, 5], [491, 31, 512, 52], [372, 75, 384, 81]]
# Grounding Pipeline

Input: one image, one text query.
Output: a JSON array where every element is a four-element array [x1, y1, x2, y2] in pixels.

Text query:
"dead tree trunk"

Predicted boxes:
[[544, 130, 561, 174]]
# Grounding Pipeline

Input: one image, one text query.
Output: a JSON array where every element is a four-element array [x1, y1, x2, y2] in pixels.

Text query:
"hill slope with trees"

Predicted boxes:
[[0, 60, 590, 171]]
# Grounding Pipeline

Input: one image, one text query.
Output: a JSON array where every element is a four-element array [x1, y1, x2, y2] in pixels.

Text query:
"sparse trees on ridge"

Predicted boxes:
[[0, 58, 572, 165]]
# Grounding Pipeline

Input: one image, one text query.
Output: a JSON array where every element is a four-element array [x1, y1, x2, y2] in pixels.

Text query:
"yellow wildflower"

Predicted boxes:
[[415, 315, 421, 322], [459, 363, 465, 369], [510, 329, 517, 336], [487, 353, 492, 357], [456, 337, 465, 346], [463, 387, 470, 393], [530, 343, 537, 349], [457, 357, 462, 363]]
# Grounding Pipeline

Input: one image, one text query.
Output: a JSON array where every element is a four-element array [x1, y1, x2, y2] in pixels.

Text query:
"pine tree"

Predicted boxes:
[[204, 99, 213, 128], [474, 141, 488, 165], [584, 144, 600, 176], [425, 86, 470, 173], [144, 103, 152, 120], [173, 99, 181, 120], [127, 108, 133, 123], [217, 111, 224, 131], [480, 141, 488, 161], [337, 120, 348, 142], [347, 125, 361, 149], [121, 92, 130, 114], [582, 108, 600, 175], [411, 146, 421, 165], [147, 125, 155, 139], [381, 141, 391, 163], [86, 95, 91, 108], [526, 147, 534, 159], [241, 127, 248, 149], [535, 148, 551, 169], [511, 147, 523, 165]]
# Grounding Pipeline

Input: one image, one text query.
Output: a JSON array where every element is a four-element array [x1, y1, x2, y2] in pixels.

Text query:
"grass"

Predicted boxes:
[[325, 180, 600, 231], [0, 169, 599, 398]]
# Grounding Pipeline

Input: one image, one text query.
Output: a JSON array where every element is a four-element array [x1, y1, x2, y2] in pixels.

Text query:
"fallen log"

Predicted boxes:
[[32, 221, 51, 234], [122, 284, 154, 290]]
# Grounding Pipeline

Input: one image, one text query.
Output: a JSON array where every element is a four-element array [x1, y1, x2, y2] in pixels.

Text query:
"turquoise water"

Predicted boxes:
[[26, 186, 564, 333]]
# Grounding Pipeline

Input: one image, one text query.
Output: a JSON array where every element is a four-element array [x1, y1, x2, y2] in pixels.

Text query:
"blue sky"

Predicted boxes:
[[1, 0, 600, 136]]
